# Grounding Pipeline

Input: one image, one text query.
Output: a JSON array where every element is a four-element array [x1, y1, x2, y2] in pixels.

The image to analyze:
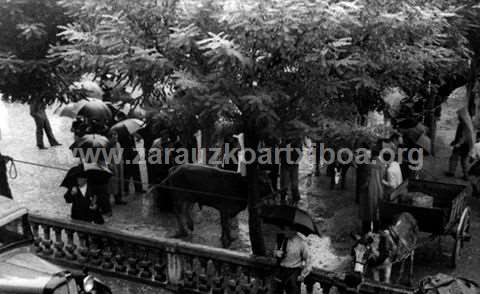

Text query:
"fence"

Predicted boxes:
[[29, 214, 414, 294]]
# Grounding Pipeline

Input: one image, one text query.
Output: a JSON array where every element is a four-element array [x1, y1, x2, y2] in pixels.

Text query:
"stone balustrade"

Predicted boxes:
[[29, 214, 414, 294]]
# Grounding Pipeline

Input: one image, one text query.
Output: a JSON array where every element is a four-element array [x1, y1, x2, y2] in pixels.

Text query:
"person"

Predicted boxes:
[[108, 131, 126, 205], [279, 137, 302, 205], [120, 133, 144, 194], [353, 141, 371, 204], [29, 98, 61, 149], [360, 143, 385, 234], [260, 137, 280, 190], [446, 111, 472, 180], [0, 152, 13, 198], [382, 151, 403, 196], [272, 226, 312, 294], [326, 151, 350, 190], [63, 169, 104, 224], [467, 133, 480, 197]]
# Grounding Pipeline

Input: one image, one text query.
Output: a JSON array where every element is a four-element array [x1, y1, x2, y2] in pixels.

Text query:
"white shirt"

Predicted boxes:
[[279, 233, 311, 278], [385, 161, 403, 189], [79, 183, 87, 197]]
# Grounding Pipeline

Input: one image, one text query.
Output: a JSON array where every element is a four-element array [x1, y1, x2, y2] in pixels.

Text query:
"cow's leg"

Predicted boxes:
[[395, 261, 405, 285], [373, 269, 380, 282], [171, 201, 189, 238], [185, 202, 194, 231], [408, 252, 415, 287], [220, 212, 232, 248]]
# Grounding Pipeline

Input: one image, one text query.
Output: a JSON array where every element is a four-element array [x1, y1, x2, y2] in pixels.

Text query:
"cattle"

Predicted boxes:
[[351, 212, 418, 285], [157, 163, 274, 247]]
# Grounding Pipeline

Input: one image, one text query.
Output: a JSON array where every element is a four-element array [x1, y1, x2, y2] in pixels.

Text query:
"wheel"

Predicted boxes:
[[450, 207, 471, 268]]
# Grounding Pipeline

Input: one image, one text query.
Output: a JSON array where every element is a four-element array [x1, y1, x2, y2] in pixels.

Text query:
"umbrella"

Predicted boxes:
[[60, 164, 86, 189], [110, 118, 145, 135], [57, 99, 112, 121], [259, 205, 321, 236], [70, 134, 110, 161], [83, 162, 113, 185]]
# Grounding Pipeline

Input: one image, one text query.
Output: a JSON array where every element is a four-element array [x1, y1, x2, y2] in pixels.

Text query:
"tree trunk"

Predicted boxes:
[[424, 95, 436, 156], [244, 133, 266, 256]]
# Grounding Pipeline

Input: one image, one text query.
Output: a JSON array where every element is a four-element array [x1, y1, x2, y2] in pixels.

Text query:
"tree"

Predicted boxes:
[[52, 0, 469, 255], [0, 0, 73, 104]]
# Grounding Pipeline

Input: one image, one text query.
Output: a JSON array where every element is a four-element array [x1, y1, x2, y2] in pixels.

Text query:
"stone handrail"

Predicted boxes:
[[29, 214, 414, 294]]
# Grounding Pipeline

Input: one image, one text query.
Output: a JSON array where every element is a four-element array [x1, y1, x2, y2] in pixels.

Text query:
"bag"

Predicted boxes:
[[418, 274, 480, 294]]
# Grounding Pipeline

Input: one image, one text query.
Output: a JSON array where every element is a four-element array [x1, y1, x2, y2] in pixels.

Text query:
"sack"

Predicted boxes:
[[418, 274, 480, 294]]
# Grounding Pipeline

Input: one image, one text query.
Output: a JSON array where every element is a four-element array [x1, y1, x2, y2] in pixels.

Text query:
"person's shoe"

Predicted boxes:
[[51, 142, 62, 147], [37, 145, 47, 150], [115, 200, 127, 205], [445, 172, 455, 177]]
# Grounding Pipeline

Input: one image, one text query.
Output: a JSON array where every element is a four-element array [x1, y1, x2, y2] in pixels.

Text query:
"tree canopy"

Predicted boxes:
[[0, 0, 72, 104]]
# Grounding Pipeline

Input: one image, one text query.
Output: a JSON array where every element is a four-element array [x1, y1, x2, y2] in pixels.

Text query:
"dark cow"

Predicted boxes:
[[158, 163, 274, 247], [351, 212, 418, 285]]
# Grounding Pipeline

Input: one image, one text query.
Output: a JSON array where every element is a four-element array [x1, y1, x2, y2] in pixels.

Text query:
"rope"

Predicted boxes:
[[7, 159, 17, 179], [9, 157, 283, 203]]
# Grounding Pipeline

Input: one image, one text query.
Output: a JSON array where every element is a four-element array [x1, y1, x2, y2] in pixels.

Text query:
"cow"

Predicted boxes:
[[351, 212, 418, 285], [157, 163, 275, 248]]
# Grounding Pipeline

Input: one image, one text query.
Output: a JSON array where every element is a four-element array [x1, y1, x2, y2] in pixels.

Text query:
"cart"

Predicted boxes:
[[380, 179, 471, 268]]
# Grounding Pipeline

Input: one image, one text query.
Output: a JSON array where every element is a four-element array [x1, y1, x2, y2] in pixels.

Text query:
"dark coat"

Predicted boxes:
[[0, 154, 12, 198], [64, 185, 104, 224]]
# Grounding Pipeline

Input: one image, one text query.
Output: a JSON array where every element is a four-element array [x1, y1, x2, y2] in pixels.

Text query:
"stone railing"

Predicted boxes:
[[29, 214, 414, 294]]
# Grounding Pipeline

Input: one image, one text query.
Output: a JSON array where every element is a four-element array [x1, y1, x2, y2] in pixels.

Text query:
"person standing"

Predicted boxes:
[[360, 143, 385, 234], [279, 137, 302, 205], [382, 152, 403, 196], [29, 98, 61, 149], [0, 152, 13, 198], [272, 226, 312, 294], [446, 111, 472, 180], [108, 131, 126, 205], [120, 133, 144, 194], [62, 167, 104, 224], [353, 141, 371, 204]]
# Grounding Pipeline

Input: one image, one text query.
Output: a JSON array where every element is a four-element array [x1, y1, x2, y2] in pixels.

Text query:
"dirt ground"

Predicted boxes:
[[0, 89, 479, 289]]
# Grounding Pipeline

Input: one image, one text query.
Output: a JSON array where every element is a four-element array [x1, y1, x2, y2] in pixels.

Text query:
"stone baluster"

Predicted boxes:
[[226, 279, 237, 294], [152, 249, 167, 283], [114, 240, 127, 273], [183, 270, 196, 290], [41, 225, 54, 256], [101, 237, 114, 270], [53, 227, 65, 258], [166, 246, 182, 285], [211, 277, 224, 294], [31, 222, 41, 253], [64, 229, 77, 260], [198, 274, 210, 292], [88, 235, 102, 266], [127, 244, 139, 276], [77, 232, 89, 263], [139, 246, 153, 279]]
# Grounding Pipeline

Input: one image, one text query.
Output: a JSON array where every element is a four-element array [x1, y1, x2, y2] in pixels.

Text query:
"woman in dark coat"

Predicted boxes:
[[359, 143, 385, 234]]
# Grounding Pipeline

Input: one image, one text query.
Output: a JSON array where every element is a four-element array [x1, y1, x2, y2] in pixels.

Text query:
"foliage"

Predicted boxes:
[[0, 0, 72, 104]]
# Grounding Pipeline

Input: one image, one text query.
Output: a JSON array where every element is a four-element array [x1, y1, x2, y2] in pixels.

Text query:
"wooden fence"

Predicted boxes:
[[29, 214, 414, 294]]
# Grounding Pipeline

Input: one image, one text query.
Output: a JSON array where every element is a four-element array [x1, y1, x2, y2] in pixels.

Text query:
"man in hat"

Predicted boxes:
[[272, 226, 312, 294]]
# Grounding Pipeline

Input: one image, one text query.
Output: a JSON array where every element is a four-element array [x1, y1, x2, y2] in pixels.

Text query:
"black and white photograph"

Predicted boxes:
[[0, 0, 480, 293]]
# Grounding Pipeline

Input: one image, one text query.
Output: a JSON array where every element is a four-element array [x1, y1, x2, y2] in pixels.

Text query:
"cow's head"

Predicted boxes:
[[351, 232, 381, 274]]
